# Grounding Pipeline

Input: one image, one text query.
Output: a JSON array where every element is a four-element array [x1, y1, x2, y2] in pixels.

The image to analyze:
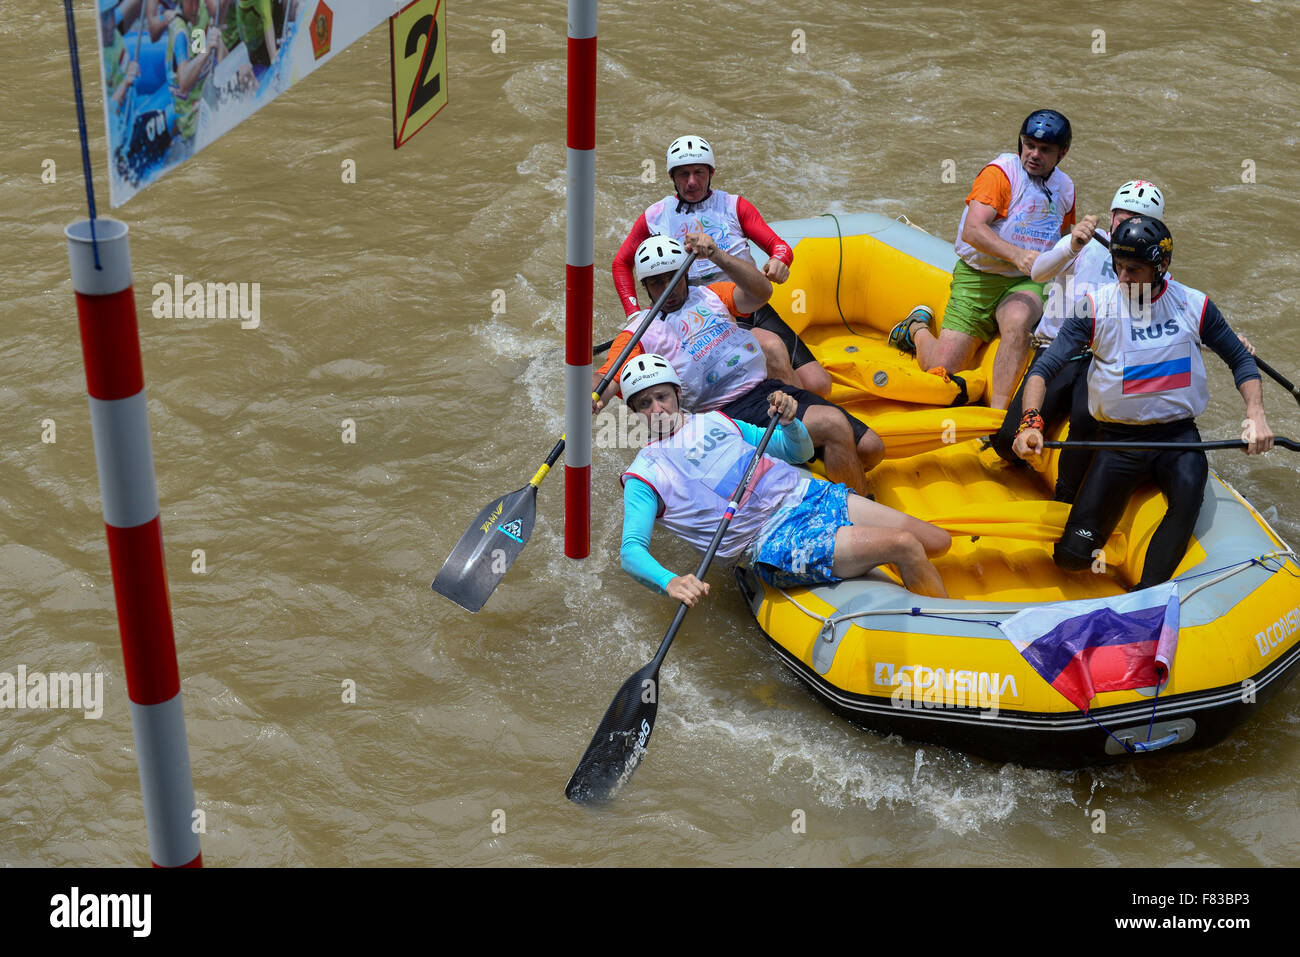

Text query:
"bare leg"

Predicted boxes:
[[752, 328, 798, 388], [914, 327, 980, 376], [796, 361, 832, 397], [989, 292, 1041, 410], [831, 525, 948, 598], [857, 427, 885, 473], [801, 405, 865, 495], [846, 493, 951, 556]]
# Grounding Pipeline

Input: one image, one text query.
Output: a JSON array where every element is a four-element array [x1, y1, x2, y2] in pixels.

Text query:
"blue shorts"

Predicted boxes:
[[748, 480, 852, 589]]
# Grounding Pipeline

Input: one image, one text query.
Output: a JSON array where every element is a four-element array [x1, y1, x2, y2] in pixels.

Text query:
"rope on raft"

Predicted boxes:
[[817, 211, 862, 339], [774, 550, 1297, 638], [768, 549, 1298, 751]]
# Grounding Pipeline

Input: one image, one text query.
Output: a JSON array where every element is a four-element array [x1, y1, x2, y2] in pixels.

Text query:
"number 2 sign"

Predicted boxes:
[[390, 0, 448, 148]]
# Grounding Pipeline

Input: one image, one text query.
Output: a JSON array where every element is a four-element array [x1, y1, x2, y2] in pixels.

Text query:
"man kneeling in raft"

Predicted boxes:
[[617, 354, 951, 604]]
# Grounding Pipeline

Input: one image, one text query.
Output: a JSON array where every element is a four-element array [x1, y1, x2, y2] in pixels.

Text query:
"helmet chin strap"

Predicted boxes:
[[674, 174, 714, 213]]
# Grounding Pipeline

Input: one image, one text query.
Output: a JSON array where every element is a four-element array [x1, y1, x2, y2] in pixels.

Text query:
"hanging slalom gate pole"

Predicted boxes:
[[66, 220, 202, 868], [565, 0, 596, 559]]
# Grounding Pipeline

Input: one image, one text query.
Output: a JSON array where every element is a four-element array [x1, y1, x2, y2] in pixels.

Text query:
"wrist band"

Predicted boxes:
[[1017, 408, 1045, 434]]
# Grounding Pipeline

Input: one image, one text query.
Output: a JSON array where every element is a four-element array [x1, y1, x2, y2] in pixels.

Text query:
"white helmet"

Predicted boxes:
[[619, 352, 681, 402], [666, 135, 715, 175], [1110, 180, 1166, 218], [634, 236, 689, 282]]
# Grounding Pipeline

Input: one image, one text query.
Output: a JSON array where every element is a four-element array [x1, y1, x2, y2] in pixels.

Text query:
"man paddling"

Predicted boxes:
[[616, 354, 950, 604], [612, 134, 833, 396], [1012, 216, 1272, 588], [595, 233, 884, 494], [891, 109, 1077, 409]]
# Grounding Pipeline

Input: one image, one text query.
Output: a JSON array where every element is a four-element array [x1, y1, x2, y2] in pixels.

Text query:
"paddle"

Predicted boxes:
[[565, 412, 782, 804], [1254, 357, 1300, 409], [1044, 437, 1299, 452], [431, 252, 698, 613]]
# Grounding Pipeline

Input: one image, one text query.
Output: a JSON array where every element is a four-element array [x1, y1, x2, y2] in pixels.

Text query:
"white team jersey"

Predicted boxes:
[[625, 284, 767, 412], [644, 189, 754, 282], [1039, 232, 1114, 340], [621, 411, 803, 558], [954, 153, 1075, 278], [1086, 278, 1210, 424]]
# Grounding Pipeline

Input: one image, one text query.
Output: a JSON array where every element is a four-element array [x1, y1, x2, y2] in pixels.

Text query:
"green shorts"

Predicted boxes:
[[941, 259, 1046, 343]]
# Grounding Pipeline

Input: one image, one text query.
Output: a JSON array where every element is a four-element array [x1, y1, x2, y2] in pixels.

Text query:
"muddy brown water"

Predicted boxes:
[[1, 0, 1297, 867]]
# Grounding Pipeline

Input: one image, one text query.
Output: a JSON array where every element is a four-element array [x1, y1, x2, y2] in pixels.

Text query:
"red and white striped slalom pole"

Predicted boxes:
[[66, 219, 201, 868], [564, 0, 596, 559]]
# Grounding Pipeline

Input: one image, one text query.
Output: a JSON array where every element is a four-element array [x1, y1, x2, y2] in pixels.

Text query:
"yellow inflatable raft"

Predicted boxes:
[[733, 213, 1300, 767]]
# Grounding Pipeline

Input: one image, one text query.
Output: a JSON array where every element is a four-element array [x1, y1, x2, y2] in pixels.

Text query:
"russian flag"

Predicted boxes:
[[713, 453, 772, 509], [1123, 355, 1191, 395], [998, 583, 1179, 712]]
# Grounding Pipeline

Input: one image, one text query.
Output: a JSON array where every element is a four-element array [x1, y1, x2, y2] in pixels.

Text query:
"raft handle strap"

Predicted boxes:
[[1175, 550, 1297, 604], [776, 590, 1014, 641], [948, 373, 969, 408], [1132, 731, 1180, 752]]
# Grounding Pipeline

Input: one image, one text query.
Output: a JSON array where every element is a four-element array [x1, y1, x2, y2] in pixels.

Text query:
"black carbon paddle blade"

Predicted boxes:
[[565, 664, 660, 804], [432, 485, 537, 613]]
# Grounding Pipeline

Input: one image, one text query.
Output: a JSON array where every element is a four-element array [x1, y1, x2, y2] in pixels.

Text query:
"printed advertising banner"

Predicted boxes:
[[95, 0, 400, 206]]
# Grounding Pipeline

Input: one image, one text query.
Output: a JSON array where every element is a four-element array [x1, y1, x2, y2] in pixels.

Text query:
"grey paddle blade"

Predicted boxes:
[[432, 485, 537, 613], [565, 664, 659, 803]]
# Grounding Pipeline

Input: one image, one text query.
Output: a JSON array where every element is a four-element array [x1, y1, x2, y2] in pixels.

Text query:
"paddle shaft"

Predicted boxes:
[[1255, 356, 1300, 407], [434, 253, 701, 610], [564, 412, 783, 802], [530, 434, 565, 488], [592, 251, 698, 396], [533, 252, 699, 483], [645, 414, 781, 675], [1045, 437, 1299, 452]]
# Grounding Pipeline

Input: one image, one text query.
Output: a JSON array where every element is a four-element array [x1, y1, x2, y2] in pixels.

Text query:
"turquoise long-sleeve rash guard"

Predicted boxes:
[[620, 416, 815, 593]]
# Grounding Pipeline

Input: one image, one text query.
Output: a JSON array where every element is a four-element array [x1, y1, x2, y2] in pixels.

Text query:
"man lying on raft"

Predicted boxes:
[[616, 354, 950, 605]]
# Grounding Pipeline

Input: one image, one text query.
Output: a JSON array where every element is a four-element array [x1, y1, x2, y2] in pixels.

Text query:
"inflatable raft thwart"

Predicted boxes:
[[733, 213, 1300, 768]]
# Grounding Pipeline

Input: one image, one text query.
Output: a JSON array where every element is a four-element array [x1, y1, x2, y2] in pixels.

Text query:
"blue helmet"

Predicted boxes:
[[1019, 109, 1072, 152]]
